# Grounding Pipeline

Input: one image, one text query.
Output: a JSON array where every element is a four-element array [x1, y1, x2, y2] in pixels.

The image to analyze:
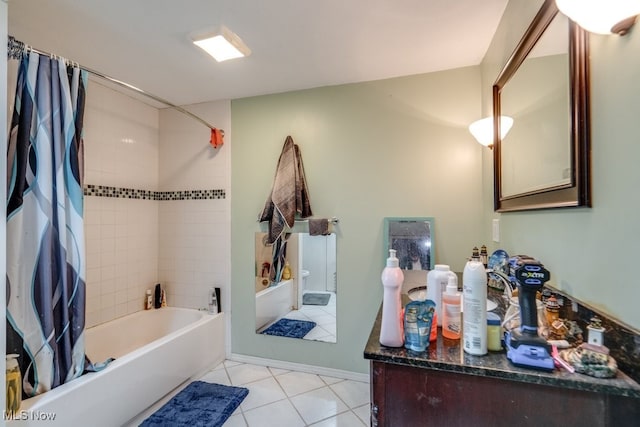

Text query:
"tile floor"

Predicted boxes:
[[131, 359, 371, 426], [285, 291, 337, 342]]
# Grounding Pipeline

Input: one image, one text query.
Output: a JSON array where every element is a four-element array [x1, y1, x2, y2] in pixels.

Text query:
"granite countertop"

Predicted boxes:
[[364, 296, 640, 399]]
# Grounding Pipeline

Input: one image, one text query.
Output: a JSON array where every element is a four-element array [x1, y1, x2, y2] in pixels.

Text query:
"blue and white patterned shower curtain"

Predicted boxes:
[[6, 52, 88, 397]]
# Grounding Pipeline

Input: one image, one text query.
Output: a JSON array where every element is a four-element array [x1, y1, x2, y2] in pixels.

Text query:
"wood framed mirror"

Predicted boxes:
[[493, 0, 591, 212]]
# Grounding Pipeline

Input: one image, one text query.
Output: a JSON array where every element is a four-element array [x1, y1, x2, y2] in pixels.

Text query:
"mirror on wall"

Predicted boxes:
[[383, 217, 435, 292], [255, 232, 337, 343], [493, 0, 590, 211], [383, 218, 434, 270]]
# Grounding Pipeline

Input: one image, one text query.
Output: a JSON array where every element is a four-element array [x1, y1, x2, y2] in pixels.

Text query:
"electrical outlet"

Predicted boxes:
[[492, 219, 500, 242]]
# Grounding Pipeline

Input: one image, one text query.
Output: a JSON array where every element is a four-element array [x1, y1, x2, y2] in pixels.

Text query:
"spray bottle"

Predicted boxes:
[[380, 249, 404, 347], [463, 260, 488, 355]]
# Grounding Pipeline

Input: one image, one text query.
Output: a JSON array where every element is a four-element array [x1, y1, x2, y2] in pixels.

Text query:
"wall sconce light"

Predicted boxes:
[[192, 25, 252, 62], [555, 0, 640, 35], [468, 116, 513, 149]]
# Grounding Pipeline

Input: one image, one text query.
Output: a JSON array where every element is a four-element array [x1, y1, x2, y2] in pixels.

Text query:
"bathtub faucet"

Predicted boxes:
[[208, 287, 218, 314]]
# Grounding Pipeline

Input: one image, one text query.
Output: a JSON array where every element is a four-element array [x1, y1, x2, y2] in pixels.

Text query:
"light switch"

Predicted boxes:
[[492, 219, 500, 242]]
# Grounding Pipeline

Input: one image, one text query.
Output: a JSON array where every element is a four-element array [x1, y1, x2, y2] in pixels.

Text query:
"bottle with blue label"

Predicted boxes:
[[404, 300, 436, 352]]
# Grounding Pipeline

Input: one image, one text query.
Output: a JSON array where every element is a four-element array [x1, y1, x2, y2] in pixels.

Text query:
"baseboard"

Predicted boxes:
[[229, 353, 370, 383]]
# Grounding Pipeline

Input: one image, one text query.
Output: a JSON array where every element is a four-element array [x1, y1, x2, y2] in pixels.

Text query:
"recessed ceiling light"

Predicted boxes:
[[192, 25, 251, 62]]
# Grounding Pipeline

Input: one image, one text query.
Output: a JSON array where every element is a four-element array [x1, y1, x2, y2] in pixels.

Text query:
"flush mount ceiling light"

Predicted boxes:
[[555, 0, 640, 35], [468, 116, 513, 149], [192, 25, 251, 62]]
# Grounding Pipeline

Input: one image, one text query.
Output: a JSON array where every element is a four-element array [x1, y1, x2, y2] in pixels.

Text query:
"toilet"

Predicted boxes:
[[301, 269, 310, 290]]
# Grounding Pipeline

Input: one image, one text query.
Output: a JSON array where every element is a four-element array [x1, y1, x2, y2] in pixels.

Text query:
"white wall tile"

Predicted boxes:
[[83, 80, 161, 325], [83, 85, 230, 328]]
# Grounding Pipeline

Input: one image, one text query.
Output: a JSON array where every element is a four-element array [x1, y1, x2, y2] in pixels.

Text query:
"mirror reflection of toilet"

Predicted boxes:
[[301, 269, 310, 290]]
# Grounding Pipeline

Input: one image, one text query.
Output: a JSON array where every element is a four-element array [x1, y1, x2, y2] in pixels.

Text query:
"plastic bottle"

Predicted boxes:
[[209, 287, 218, 314], [462, 260, 488, 355], [282, 262, 292, 280], [161, 289, 167, 308], [145, 289, 153, 310], [380, 249, 404, 347], [6, 354, 21, 416], [426, 264, 451, 321], [429, 312, 438, 342], [487, 312, 502, 351], [404, 300, 435, 352], [404, 306, 421, 351], [442, 275, 461, 340]]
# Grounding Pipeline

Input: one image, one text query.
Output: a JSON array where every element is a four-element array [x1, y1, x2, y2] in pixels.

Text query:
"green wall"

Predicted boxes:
[[231, 68, 484, 373], [482, 0, 640, 330], [232, 2, 640, 374]]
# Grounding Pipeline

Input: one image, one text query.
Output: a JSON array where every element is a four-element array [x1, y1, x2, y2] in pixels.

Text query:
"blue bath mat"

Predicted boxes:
[[140, 381, 248, 427], [261, 318, 316, 338]]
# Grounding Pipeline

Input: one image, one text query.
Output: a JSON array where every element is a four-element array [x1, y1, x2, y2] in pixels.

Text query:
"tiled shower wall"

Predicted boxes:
[[83, 81, 231, 328], [83, 82, 160, 327], [158, 102, 231, 312]]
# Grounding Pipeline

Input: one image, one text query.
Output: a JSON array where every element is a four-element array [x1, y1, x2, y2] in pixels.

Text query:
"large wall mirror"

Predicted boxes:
[[255, 232, 337, 343], [493, 0, 591, 211]]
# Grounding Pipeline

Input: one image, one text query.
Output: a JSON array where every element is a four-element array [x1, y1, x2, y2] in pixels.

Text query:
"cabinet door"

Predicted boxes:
[[370, 361, 631, 426]]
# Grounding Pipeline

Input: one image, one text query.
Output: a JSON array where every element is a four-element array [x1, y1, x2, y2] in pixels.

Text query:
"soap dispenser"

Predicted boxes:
[[380, 249, 404, 347]]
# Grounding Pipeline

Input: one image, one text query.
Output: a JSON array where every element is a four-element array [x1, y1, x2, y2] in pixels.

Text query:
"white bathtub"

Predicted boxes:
[[255, 279, 295, 331], [10, 307, 225, 427]]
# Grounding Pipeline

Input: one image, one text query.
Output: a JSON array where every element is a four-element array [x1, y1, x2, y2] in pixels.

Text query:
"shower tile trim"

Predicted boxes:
[[84, 184, 225, 200]]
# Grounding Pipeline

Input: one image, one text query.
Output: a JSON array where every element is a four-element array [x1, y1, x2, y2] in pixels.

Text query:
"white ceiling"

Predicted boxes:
[[8, 0, 509, 107]]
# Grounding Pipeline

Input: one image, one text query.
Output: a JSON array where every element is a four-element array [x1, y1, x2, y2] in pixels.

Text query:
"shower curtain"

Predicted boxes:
[[6, 51, 88, 397]]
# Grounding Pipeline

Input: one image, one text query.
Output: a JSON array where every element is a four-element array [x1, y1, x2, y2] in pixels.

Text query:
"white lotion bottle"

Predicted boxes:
[[426, 264, 451, 322], [380, 249, 404, 347], [462, 260, 488, 355]]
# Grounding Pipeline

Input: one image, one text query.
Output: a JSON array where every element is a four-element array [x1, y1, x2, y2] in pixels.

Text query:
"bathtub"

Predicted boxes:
[[255, 279, 295, 331], [9, 307, 225, 427]]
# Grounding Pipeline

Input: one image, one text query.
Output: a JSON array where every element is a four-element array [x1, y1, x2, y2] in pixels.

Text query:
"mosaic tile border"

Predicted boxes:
[[84, 185, 225, 200]]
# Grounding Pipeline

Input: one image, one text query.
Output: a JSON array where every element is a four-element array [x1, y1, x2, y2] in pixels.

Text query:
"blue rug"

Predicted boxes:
[[140, 381, 248, 427], [303, 292, 331, 306], [261, 318, 316, 338]]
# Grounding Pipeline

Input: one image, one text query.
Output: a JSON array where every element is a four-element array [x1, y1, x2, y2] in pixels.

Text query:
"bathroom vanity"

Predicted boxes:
[[364, 299, 640, 426]]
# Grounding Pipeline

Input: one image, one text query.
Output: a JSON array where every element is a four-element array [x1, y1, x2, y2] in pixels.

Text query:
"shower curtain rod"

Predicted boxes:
[[7, 36, 222, 134]]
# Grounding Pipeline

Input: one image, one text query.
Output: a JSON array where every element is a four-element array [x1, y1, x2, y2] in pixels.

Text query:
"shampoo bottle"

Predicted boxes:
[[380, 249, 404, 347], [462, 260, 488, 355], [282, 262, 292, 280], [145, 289, 153, 310], [442, 275, 461, 340]]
